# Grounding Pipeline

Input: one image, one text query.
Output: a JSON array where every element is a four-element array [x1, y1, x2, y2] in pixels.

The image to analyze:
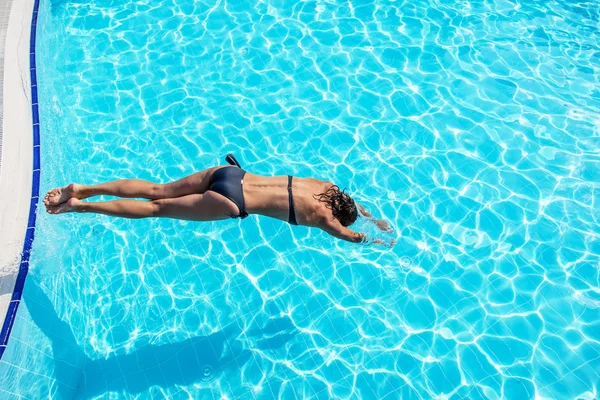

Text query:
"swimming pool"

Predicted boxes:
[[1, 0, 599, 398]]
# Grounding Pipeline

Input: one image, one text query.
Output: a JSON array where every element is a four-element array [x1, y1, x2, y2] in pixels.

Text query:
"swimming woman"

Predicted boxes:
[[44, 155, 393, 245]]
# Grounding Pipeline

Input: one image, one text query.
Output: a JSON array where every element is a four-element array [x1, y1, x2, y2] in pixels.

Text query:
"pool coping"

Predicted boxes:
[[0, 0, 39, 360]]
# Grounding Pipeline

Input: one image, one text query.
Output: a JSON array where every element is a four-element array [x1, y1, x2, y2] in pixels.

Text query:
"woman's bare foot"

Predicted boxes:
[[43, 183, 80, 206], [46, 198, 81, 215]]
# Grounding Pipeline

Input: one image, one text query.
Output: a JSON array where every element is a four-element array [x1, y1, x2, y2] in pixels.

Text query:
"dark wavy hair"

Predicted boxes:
[[313, 185, 358, 227]]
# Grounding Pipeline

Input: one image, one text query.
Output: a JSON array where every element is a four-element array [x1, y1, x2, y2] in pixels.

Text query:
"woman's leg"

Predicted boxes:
[[44, 166, 223, 206], [46, 191, 239, 221]]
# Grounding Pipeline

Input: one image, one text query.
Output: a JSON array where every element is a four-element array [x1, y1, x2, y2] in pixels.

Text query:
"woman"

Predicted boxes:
[[44, 155, 393, 244]]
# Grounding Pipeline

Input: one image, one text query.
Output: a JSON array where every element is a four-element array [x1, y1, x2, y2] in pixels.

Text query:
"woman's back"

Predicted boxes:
[[243, 173, 331, 226]]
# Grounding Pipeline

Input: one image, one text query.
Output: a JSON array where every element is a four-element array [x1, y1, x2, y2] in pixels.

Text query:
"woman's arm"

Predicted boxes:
[[358, 204, 373, 218], [319, 218, 365, 243]]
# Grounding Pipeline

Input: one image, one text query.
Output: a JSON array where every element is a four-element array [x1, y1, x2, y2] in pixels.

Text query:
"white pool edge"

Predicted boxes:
[[0, 0, 38, 359]]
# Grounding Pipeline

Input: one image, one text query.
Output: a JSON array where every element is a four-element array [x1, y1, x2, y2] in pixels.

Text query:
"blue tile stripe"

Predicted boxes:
[[0, 0, 42, 360]]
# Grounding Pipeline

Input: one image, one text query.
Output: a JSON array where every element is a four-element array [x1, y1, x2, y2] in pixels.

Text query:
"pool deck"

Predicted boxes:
[[0, 0, 36, 358]]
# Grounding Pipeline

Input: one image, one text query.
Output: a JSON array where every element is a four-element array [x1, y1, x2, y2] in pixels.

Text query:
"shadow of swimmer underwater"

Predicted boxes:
[[43, 154, 396, 247], [22, 274, 304, 399]]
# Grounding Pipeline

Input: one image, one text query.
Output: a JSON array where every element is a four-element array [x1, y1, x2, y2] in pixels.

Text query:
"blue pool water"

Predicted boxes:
[[1, 0, 600, 398]]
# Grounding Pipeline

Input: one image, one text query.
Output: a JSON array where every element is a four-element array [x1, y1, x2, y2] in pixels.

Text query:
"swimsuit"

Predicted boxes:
[[208, 165, 248, 219], [287, 175, 298, 225], [209, 154, 298, 224]]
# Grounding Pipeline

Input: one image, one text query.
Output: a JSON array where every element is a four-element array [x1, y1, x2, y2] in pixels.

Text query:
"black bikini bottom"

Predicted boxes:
[[208, 159, 248, 219]]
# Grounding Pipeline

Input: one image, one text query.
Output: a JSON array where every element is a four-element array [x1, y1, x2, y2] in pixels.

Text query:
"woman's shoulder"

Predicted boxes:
[[296, 176, 334, 189]]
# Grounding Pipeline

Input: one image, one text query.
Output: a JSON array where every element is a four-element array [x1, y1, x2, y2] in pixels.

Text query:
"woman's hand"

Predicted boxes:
[[357, 204, 394, 234], [374, 219, 394, 233]]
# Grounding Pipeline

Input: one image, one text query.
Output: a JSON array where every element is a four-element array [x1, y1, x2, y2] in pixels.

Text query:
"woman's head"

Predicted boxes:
[[314, 185, 358, 226]]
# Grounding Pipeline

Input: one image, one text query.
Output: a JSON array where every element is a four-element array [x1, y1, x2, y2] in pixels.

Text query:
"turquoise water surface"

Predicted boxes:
[[1, 0, 600, 398]]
